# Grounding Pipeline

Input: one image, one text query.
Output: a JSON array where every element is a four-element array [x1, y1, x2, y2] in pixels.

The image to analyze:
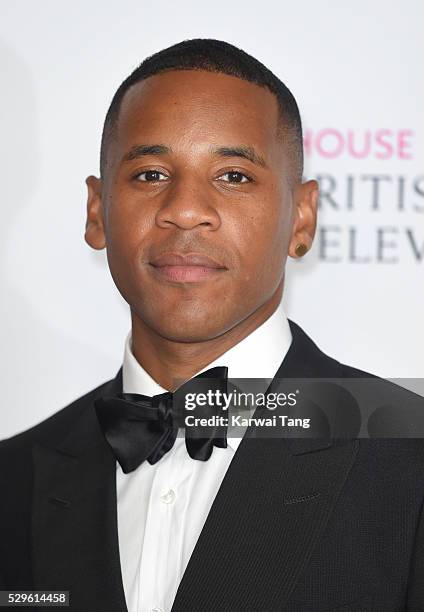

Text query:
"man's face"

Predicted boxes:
[[86, 70, 316, 342]]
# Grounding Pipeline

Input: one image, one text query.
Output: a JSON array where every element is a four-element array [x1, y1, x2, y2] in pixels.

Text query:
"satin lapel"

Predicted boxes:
[[172, 320, 359, 611], [31, 369, 128, 612]]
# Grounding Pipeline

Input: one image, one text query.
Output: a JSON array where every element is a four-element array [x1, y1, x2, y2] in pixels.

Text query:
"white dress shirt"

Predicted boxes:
[[117, 300, 292, 612]]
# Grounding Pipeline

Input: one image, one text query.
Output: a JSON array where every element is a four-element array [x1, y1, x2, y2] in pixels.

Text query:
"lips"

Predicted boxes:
[[149, 252, 227, 283]]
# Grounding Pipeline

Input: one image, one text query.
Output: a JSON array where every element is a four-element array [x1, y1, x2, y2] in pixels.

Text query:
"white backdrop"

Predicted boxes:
[[1, 0, 423, 438]]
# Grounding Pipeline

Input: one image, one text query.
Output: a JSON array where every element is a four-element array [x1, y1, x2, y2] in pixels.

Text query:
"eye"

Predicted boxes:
[[135, 170, 169, 182], [217, 170, 252, 184]]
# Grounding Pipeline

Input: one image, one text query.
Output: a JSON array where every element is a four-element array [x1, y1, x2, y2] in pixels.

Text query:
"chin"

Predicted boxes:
[[134, 299, 239, 343], [156, 321, 224, 343], [147, 308, 233, 342]]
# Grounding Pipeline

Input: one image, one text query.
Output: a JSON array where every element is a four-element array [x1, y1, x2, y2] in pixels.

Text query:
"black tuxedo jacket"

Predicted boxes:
[[1, 320, 424, 611]]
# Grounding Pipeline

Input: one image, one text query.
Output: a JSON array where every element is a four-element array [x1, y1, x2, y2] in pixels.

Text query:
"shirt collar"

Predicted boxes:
[[122, 300, 292, 451]]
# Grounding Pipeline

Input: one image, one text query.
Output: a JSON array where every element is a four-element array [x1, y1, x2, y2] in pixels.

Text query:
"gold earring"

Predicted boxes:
[[295, 243, 308, 257]]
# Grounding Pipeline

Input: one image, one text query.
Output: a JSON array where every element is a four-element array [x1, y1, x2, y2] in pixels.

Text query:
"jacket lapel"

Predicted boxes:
[[171, 320, 359, 611], [31, 369, 128, 612]]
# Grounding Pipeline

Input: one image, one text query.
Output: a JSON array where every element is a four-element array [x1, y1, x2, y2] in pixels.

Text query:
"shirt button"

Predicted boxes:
[[160, 489, 176, 504]]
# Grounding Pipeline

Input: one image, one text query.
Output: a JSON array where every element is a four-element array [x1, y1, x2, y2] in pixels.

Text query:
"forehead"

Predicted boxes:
[[115, 70, 283, 162]]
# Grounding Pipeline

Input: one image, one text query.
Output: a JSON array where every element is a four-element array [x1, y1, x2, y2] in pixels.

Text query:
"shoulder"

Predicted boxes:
[[0, 374, 119, 502], [329, 357, 424, 479], [330, 350, 424, 446], [289, 318, 423, 407], [339, 361, 424, 410], [288, 320, 424, 445], [0, 374, 117, 459]]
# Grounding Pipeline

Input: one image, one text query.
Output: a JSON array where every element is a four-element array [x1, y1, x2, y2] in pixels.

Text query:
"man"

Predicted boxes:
[[1, 38, 424, 611]]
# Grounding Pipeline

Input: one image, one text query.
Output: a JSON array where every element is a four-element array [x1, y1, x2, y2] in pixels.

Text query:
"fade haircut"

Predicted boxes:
[[100, 38, 303, 181]]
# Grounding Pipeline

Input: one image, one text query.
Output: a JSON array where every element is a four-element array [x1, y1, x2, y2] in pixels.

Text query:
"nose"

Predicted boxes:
[[155, 175, 221, 231]]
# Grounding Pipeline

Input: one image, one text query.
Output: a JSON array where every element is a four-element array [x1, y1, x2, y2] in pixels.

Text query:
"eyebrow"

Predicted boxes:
[[122, 143, 268, 168], [210, 145, 268, 168], [122, 144, 171, 162]]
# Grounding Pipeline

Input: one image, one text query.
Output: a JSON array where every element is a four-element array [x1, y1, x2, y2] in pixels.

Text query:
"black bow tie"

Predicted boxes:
[[94, 366, 229, 473]]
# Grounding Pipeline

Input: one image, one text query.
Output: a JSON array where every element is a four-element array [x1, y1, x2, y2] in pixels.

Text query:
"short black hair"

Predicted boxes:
[[100, 38, 303, 181]]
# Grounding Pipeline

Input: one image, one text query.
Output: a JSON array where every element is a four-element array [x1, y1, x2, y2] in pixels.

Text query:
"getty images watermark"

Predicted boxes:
[[183, 388, 311, 430], [173, 377, 424, 438]]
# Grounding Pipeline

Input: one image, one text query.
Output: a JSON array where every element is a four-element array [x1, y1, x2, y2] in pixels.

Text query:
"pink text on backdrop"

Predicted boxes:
[[304, 129, 414, 160]]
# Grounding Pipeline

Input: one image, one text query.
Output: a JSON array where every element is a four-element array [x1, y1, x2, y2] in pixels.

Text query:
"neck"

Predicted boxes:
[[130, 282, 284, 391]]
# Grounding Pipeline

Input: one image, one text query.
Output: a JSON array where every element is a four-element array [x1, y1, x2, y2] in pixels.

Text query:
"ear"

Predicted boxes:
[[84, 175, 106, 250], [288, 179, 318, 259]]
